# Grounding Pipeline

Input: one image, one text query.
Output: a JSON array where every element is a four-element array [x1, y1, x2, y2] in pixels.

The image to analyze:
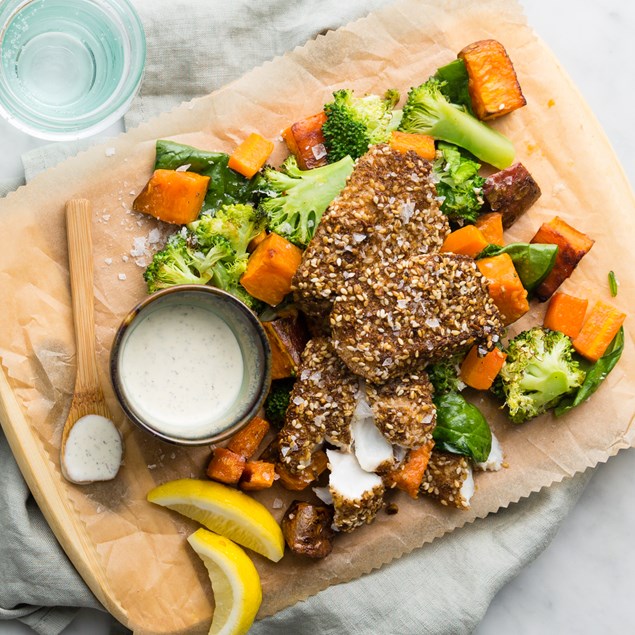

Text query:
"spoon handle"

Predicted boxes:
[[66, 199, 101, 394]]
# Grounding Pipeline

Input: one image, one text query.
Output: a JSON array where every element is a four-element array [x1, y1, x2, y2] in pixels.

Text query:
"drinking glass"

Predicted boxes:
[[0, 0, 145, 140]]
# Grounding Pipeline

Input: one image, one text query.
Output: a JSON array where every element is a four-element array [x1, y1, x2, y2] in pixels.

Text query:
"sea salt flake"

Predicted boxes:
[[311, 143, 327, 160], [272, 498, 284, 509], [118, 273, 127, 281], [105, 147, 116, 157], [104, 258, 112, 265], [175, 163, 191, 172]]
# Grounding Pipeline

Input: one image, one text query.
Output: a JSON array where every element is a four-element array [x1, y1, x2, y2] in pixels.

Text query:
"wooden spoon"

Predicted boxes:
[[60, 199, 123, 485]]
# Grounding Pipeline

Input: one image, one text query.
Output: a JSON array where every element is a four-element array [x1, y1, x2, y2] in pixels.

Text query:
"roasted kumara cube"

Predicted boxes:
[[262, 315, 309, 379], [282, 111, 328, 169], [482, 163, 541, 228], [530, 217, 594, 302], [458, 39, 526, 120]]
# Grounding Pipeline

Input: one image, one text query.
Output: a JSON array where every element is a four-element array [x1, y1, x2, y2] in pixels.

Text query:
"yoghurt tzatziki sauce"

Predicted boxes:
[[119, 303, 245, 439]]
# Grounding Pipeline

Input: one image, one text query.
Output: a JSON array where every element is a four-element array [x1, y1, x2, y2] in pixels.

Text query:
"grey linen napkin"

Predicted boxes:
[[0, 1, 592, 633]]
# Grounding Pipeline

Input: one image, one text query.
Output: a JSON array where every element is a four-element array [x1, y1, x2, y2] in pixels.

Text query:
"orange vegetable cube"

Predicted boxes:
[[458, 39, 526, 121], [543, 292, 588, 339], [282, 112, 328, 169], [387, 440, 434, 499], [239, 461, 276, 491], [133, 169, 210, 225], [276, 450, 328, 491], [226, 416, 270, 459], [206, 447, 245, 485], [573, 300, 626, 362], [475, 212, 504, 246], [389, 131, 436, 160], [248, 230, 268, 253], [477, 253, 529, 325], [440, 225, 489, 258], [530, 217, 595, 302], [228, 132, 274, 179], [460, 345, 507, 390], [240, 232, 303, 306]]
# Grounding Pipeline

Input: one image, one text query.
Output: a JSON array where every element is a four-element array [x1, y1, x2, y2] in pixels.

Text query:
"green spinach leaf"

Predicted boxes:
[[432, 392, 492, 462], [554, 327, 624, 416], [477, 242, 558, 293], [154, 140, 272, 214]]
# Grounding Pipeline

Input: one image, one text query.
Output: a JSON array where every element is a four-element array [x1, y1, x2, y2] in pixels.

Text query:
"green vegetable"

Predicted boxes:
[[264, 378, 295, 429], [433, 59, 473, 114], [144, 203, 266, 308], [433, 142, 485, 224], [154, 140, 272, 214], [477, 243, 558, 293], [188, 203, 267, 308], [322, 88, 401, 162], [432, 392, 492, 462], [398, 77, 515, 169], [427, 353, 466, 396], [608, 271, 619, 297], [260, 154, 355, 247], [555, 327, 624, 416], [493, 327, 586, 424], [143, 233, 220, 292]]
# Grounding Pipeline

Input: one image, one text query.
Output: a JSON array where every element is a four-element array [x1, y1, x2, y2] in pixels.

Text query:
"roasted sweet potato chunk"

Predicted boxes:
[[206, 447, 245, 485], [262, 316, 309, 379], [241, 232, 304, 306], [477, 253, 529, 325], [386, 440, 435, 499], [227, 416, 270, 459], [275, 450, 328, 491], [475, 212, 504, 246], [458, 39, 526, 120], [530, 217, 594, 302], [281, 500, 335, 558], [133, 169, 210, 225], [282, 111, 328, 169], [482, 163, 541, 228], [239, 461, 276, 491]]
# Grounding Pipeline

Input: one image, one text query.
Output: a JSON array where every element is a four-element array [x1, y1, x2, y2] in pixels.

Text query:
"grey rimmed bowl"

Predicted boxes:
[[110, 286, 271, 446]]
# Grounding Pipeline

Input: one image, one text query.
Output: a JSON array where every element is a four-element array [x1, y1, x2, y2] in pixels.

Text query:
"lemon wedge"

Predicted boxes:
[[188, 528, 262, 635], [147, 478, 285, 562]]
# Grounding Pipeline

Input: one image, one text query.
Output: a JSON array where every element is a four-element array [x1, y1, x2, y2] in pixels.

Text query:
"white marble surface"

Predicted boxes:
[[1, 1, 634, 634]]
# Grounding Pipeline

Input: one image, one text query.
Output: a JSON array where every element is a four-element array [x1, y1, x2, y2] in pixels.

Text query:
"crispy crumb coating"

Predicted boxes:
[[331, 252, 503, 383], [366, 372, 436, 448], [331, 485, 385, 533], [420, 451, 473, 510], [278, 338, 358, 473], [292, 144, 449, 318]]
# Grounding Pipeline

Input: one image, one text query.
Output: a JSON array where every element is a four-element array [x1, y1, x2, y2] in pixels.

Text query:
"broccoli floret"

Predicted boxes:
[[264, 378, 295, 429], [493, 327, 586, 424], [427, 353, 466, 396], [144, 203, 266, 307], [190, 203, 266, 258], [433, 142, 485, 224], [322, 88, 401, 162], [260, 155, 354, 247], [399, 77, 514, 169], [143, 234, 209, 293]]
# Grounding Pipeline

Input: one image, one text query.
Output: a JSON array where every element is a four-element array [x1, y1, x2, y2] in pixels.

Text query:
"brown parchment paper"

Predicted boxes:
[[1, 0, 635, 633]]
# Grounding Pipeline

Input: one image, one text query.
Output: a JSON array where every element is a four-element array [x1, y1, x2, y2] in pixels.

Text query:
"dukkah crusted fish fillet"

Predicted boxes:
[[331, 252, 503, 383], [326, 449, 385, 533], [292, 143, 449, 318], [365, 372, 436, 448], [420, 450, 474, 510], [278, 337, 358, 474], [278, 339, 438, 476]]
